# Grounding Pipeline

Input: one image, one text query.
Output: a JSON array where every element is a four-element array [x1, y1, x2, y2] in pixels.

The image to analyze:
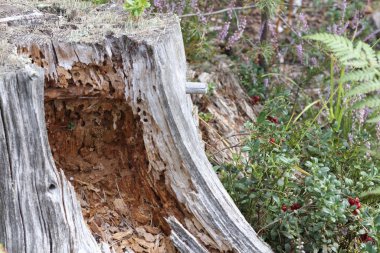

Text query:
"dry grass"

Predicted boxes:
[[1, 0, 177, 43], [0, 40, 31, 72]]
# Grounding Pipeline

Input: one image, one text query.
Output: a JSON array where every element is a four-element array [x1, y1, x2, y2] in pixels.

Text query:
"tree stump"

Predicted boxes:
[[1, 1, 273, 252]]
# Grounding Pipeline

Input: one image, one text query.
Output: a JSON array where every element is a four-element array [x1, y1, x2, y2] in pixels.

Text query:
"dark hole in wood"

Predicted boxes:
[[49, 184, 56, 190]]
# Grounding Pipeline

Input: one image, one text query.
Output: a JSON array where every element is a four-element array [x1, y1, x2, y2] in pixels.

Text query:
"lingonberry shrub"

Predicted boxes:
[[215, 96, 380, 252]]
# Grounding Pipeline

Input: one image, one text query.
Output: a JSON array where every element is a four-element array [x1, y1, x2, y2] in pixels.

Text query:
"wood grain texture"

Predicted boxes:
[[2, 1, 273, 251], [136, 23, 272, 253], [0, 65, 100, 253]]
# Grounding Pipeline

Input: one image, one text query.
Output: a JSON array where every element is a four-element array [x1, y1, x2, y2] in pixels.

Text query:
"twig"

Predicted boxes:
[[0, 12, 43, 23], [257, 203, 314, 235], [211, 143, 245, 157], [364, 29, 380, 42], [180, 4, 256, 18], [180, 2, 338, 19]]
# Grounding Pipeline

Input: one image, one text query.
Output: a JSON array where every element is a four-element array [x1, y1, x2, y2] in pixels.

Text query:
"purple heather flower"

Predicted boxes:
[[310, 57, 318, 66], [227, 17, 247, 49], [154, 0, 165, 10], [227, 0, 236, 19], [338, 21, 350, 35], [166, 2, 175, 13], [268, 22, 278, 46], [351, 11, 360, 31], [299, 12, 309, 32], [175, 0, 186, 15], [191, 0, 198, 9], [296, 44, 304, 64], [348, 133, 354, 144], [218, 22, 230, 41], [199, 14, 207, 24], [355, 107, 370, 126]]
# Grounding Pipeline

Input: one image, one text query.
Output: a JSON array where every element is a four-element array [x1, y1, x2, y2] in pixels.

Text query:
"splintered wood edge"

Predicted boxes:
[[167, 216, 208, 253]]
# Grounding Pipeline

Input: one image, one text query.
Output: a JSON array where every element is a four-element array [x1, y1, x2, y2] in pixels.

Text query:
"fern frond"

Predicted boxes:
[[353, 97, 380, 109], [344, 59, 368, 68], [305, 33, 359, 66], [360, 42, 379, 67], [342, 68, 379, 83], [306, 33, 379, 68], [367, 114, 380, 123], [345, 80, 380, 97], [360, 187, 380, 204]]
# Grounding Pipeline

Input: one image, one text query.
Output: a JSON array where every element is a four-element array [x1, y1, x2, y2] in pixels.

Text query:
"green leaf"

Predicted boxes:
[[342, 68, 379, 83], [360, 187, 380, 204], [345, 80, 380, 97], [367, 114, 380, 123], [361, 42, 379, 67], [353, 97, 380, 109]]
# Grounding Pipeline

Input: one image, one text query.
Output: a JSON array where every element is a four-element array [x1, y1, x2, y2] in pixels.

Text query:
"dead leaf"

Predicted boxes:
[[136, 227, 155, 242], [143, 226, 161, 235], [112, 229, 133, 241], [113, 198, 127, 215]]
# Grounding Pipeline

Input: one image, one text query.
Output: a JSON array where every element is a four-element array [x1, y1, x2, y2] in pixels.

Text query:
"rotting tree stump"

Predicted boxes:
[[1, 2, 273, 253]]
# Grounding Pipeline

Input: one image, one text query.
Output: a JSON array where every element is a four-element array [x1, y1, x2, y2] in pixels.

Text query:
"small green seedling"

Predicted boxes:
[[199, 112, 213, 123], [123, 0, 151, 18], [206, 82, 216, 96], [67, 122, 75, 131]]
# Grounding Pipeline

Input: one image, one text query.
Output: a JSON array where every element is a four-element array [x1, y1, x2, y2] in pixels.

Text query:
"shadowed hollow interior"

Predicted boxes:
[[44, 97, 177, 252]]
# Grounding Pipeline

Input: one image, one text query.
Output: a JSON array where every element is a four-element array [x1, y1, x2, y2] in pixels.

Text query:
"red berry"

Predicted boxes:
[[360, 233, 374, 243], [269, 138, 276, 144], [348, 197, 356, 206], [250, 96, 261, 105], [356, 202, 361, 209], [267, 116, 279, 124], [281, 204, 287, 212], [290, 203, 302, 211]]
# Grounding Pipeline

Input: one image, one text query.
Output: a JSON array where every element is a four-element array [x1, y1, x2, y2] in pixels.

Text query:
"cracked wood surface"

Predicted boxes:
[[0, 65, 100, 253], [1, 1, 273, 252]]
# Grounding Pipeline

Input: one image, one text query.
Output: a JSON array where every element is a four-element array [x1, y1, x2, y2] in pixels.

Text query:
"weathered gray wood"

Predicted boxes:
[[133, 23, 272, 252], [0, 65, 100, 253], [0, 11, 42, 23], [167, 216, 208, 253]]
